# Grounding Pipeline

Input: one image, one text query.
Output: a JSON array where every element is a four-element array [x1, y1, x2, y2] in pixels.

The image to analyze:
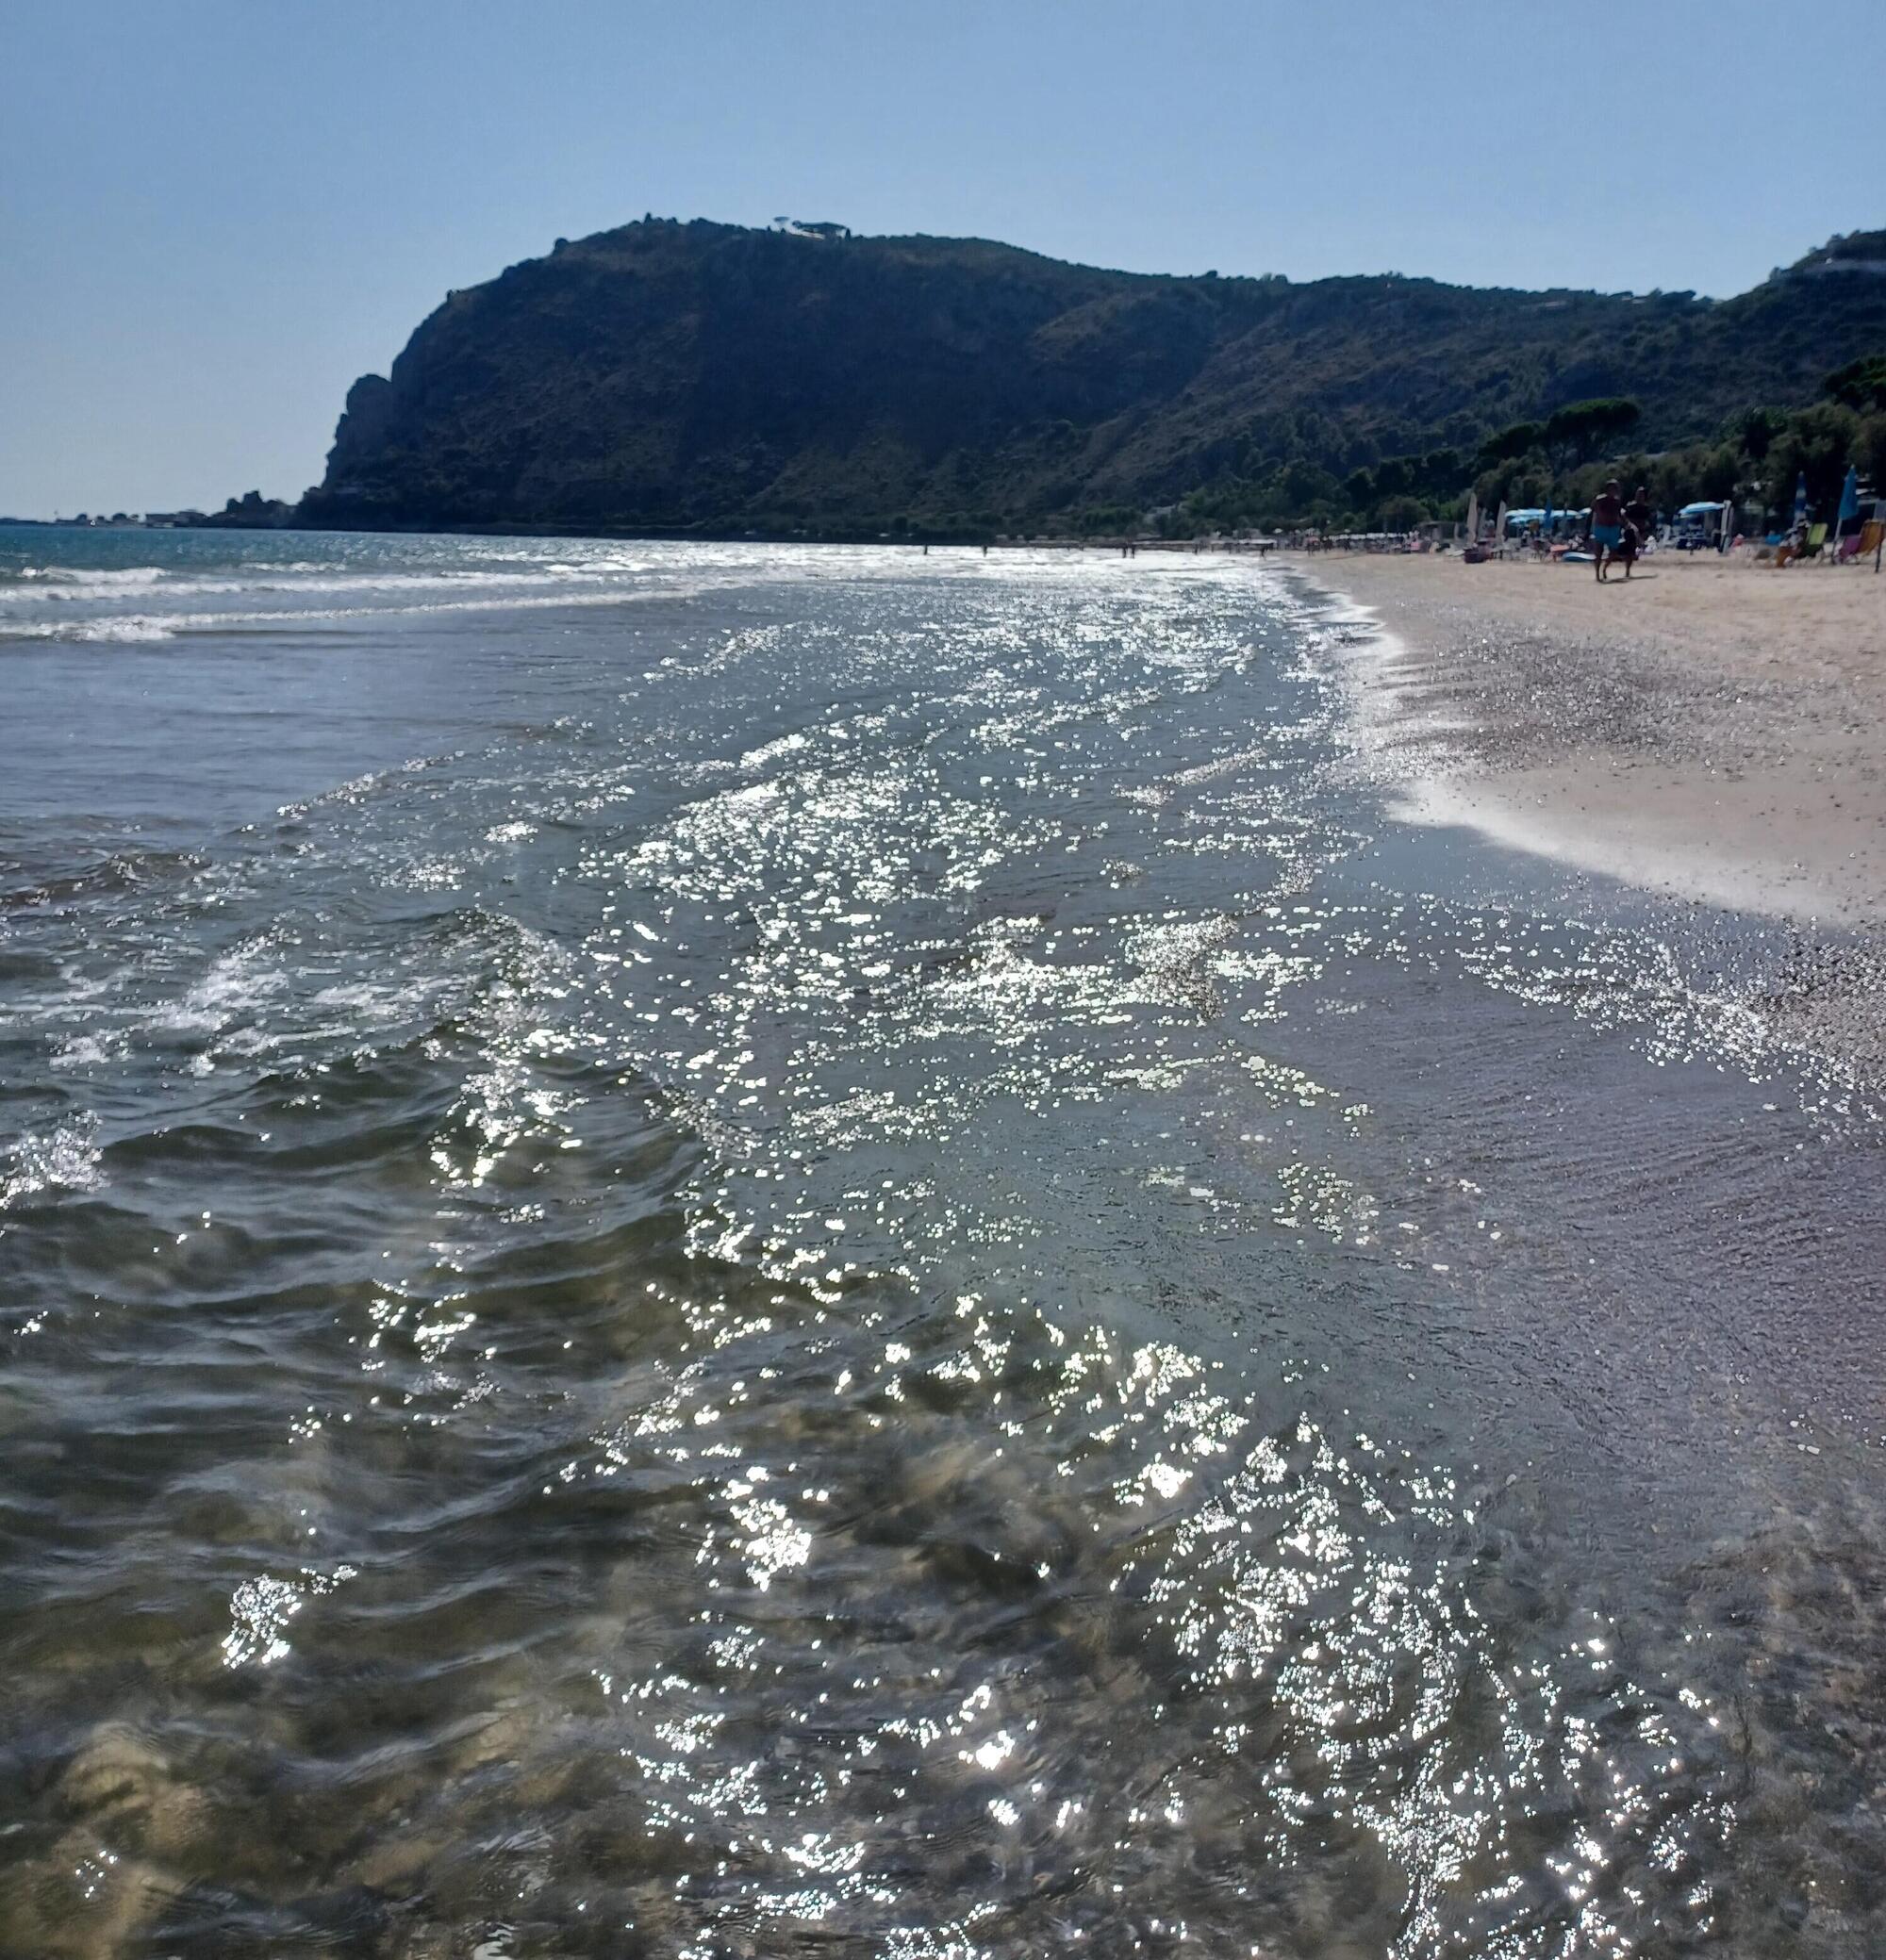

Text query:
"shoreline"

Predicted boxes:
[[1291, 548, 1886, 934]]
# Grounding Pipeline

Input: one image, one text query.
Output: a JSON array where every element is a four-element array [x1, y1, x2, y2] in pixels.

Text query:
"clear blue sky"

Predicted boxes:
[[4, 0, 1879, 518]]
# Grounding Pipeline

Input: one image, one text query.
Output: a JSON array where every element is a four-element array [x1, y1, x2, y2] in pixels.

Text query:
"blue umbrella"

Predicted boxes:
[[1836, 464, 1860, 530], [1794, 471, 1809, 528]]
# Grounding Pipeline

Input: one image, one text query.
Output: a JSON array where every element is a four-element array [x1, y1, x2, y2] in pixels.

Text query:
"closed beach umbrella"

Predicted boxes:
[[1544, 492, 1554, 538], [1464, 491, 1479, 541], [1793, 471, 1809, 527], [1836, 465, 1860, 532]]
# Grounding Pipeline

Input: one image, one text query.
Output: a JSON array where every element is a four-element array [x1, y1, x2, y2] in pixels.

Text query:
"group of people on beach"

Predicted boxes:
[[1588, 480, 1654, 582]]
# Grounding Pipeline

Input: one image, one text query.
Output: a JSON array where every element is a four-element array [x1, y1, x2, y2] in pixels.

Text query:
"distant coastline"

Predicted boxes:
[[21, 220, 1883, 544], [109, 216, 1886, 549]]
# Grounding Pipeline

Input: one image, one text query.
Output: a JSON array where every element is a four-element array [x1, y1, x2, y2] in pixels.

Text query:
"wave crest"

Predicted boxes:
[[7, 565, 168, 590]]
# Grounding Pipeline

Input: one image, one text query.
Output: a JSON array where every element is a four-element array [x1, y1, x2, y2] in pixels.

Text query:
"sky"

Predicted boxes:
[[4, 0, 1879, 518]]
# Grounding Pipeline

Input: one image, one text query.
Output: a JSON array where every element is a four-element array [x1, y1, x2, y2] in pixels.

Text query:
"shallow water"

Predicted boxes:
[[3, 527, 1883, 1956]]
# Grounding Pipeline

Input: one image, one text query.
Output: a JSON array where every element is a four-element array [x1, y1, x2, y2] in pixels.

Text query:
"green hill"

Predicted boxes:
[[296, 218, 1886, 535]]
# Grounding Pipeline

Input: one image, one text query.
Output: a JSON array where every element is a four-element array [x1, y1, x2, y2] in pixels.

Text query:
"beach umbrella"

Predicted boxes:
[[1793, 471, 1809, 528], [1544, 492, 1554, 538], [1836, 465, 1860, 534], [1464, 491, 1479, 542], [1493, 500, 1508, 547]]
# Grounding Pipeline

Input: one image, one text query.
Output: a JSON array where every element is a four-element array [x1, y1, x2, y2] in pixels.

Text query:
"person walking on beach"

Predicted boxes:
[[1622, 485, 1653, 580], [1590, 480, 1625, 582]]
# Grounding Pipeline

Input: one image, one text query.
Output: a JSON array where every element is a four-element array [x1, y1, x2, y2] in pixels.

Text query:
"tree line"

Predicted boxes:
[[1143, 367, 1886, 537]]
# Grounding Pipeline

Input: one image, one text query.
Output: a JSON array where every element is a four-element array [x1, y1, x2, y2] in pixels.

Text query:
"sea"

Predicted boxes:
[[2, 524, 1883, 1957]]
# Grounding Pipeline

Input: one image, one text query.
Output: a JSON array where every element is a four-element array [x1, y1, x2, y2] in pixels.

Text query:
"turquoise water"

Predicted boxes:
[[3, 526, 1883, 1956]]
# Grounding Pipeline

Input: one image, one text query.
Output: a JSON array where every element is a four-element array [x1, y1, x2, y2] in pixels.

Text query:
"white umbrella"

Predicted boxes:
[[1464, 491, 1479, 543]]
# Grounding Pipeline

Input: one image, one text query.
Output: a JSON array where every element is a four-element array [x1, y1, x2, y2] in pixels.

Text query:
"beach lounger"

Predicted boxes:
[[1840, 519, 1884, 564]]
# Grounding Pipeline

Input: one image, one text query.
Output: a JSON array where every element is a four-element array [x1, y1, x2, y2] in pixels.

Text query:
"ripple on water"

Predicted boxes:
[[1, 546, 1882, 1957]]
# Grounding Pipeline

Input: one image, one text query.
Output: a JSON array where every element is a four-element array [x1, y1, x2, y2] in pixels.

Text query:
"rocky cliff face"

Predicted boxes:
[[297, 218, 1886, 534], [324, 374, 395, 477]]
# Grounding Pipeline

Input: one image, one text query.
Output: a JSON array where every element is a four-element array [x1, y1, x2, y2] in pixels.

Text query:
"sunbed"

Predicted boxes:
[[1837, 519, 1883, 564]]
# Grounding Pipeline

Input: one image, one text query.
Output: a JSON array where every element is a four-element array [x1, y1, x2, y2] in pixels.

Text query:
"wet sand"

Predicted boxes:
[[1300, 547, 1886, 1059], [1299, 549, 1886, 925]]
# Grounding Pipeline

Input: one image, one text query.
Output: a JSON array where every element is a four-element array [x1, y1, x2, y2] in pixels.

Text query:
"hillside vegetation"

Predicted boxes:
[[295, 218, 1886, 536]]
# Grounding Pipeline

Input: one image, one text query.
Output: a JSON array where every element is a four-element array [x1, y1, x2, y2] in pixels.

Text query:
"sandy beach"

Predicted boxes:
[[1303, 548, 1886, 927]]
